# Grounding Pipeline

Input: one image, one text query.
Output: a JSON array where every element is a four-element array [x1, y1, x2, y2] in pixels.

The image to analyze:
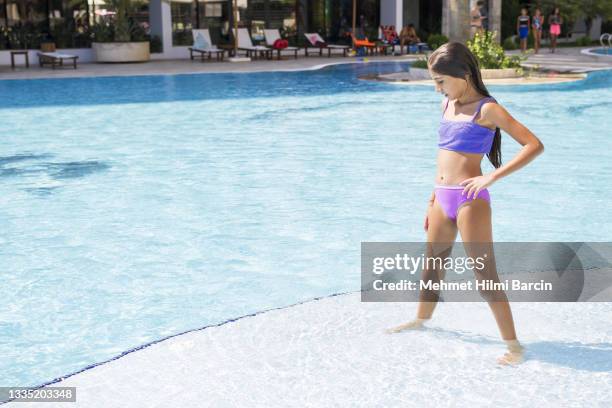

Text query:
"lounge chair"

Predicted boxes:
[[350, 33, 377, 56], [303, 33, 349, 57], [263, 29, 300, 60], [37, 52, 78, 69], [189, 29, 226, 61], [236, 28, 272, 60]]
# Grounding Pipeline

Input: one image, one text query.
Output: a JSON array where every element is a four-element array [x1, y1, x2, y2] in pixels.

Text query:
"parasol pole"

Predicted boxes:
[[352, 0, 356, 37], [233, 0, 238, 56]]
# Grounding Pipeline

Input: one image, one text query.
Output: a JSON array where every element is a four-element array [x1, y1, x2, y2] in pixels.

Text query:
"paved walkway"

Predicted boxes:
[[1, 47, 608, 82], [0, 54, 418, 81], [508, 46, 612, 73]]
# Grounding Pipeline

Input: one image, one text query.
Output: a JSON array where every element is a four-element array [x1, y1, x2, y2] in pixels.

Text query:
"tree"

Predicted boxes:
[[537, 0, 612, 37]]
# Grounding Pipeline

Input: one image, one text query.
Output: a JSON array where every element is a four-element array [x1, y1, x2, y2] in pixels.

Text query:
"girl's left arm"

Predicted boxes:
[[460, 102, 544, 198]]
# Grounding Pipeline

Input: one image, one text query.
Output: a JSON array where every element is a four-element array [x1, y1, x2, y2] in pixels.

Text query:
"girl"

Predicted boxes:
[[517, 7, 530, 53], [549, 7, 563, 53], [532, 8, 544, 54], [386, 42, 544, 365]]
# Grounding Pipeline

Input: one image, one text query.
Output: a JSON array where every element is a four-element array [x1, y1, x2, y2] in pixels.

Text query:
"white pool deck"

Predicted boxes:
[[0, 54, 418, 80], [5, 290, 612, 407], [0, 47, 610, 82]]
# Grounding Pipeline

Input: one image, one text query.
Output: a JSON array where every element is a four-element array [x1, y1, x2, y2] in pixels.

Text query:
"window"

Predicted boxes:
[[172, 0, 196, 45], [198, 0, 230, 44]]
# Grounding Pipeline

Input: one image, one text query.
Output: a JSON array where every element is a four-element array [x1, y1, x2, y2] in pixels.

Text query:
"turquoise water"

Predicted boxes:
[[591, 47, 611, 55], [1, 64, 611, 387]]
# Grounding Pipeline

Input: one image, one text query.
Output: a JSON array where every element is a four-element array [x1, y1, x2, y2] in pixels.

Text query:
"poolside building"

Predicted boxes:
[[0, 0, 507, 62], [1, 0, 605, 64]]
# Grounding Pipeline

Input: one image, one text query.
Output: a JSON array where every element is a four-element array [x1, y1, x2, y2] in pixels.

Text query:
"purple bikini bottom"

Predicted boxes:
[[434, 184, 491, 222]]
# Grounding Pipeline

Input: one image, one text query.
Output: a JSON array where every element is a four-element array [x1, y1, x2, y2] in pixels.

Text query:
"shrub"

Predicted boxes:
[[91, 21, 114, 43], [576, 36, 592, 46], [503, 36, 517, 50], [467, 30, 525, 70], [411, 59, 428, 69], [149, 35, 162, 53], [427, 33, 449, 51]]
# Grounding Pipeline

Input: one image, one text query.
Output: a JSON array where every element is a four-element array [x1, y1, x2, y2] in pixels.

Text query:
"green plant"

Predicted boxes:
[[7, 23, 41, 49], [503, 36, 517, 50], [149, 35, 162, 53], [467, 30, 525, 71], [92, 0, 148, 42], [411, 58, 428, 69], [576, 35, 592, 46], [427, 33, 449, 51], [0, 27, 7, 50], [50, 20, 78, 48], [91, 20, 114, 42]]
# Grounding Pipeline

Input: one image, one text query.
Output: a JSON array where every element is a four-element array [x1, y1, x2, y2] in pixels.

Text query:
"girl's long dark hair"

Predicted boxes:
[[427, 42, 502, 168]]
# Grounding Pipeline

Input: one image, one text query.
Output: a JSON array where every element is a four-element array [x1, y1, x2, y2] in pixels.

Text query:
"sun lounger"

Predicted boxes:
[[303, 33, 349, 57], [350, 33, 377, 55], [189, 29, 226, 61], [236, 28, 272, 60], [37, 52, 78, 69], [263, 29, 300, 60]]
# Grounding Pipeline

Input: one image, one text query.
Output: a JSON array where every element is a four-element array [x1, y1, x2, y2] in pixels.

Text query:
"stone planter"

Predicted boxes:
[[92, 42, 150, 63], [376, 67, 523, 83], [480, 68, 522, 79]]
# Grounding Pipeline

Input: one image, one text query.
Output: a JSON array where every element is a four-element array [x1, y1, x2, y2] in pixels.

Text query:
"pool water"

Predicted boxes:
[[591, 47, 611, 55], [1, 63, 611, 387]]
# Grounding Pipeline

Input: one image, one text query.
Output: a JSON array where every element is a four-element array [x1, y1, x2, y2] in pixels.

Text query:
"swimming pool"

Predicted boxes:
[[591, 47, 611, 55], [1, 63, 611, 388]]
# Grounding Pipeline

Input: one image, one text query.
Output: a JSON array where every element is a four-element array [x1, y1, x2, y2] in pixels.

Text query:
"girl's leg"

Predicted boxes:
[[551, 34, 557, 52], [456, 199, 524, 364], [386, 199, 457, 333]]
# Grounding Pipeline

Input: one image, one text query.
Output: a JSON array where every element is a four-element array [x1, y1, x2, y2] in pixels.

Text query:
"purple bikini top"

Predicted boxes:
[[438, 97, 496, 154]]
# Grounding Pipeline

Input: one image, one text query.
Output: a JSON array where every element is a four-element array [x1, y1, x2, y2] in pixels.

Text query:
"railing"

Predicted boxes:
[[600, 33, 611, 50]]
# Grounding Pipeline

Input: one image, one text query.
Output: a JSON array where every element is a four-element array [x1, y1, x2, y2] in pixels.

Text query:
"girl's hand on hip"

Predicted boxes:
[[459, 174, 496, 199]]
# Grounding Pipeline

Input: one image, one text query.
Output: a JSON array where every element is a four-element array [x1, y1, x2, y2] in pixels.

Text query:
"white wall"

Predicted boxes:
[[380, 0, 403, 30]]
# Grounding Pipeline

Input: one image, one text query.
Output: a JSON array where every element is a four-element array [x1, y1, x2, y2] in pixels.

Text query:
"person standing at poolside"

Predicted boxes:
[[386, 42, 544, 366], [517, 7, 530, 53], [532, 8, 544, 54], [549, 7, 563, 53], [470, 1, 485, 37], [479, 0, 489, 31]]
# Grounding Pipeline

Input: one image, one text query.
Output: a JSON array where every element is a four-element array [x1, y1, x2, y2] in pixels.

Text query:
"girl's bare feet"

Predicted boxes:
[[385, 318, 430, 334], [497, 339, 525, 365]]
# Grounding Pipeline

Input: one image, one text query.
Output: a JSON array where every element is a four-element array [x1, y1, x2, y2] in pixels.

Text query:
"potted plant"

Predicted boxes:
[[91, 0, 150, 63], [467, 31, 525, 78]]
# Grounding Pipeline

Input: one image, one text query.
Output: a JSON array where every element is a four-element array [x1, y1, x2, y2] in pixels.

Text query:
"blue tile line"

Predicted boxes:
[[1, 290, 356, 405]]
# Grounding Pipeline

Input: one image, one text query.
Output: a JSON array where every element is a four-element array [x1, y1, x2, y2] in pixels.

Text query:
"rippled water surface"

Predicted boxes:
[[1, 63, 610, 386]]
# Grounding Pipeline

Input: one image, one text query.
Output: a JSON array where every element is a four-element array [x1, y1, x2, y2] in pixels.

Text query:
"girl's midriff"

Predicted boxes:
[[436, 149, 485, 185]]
